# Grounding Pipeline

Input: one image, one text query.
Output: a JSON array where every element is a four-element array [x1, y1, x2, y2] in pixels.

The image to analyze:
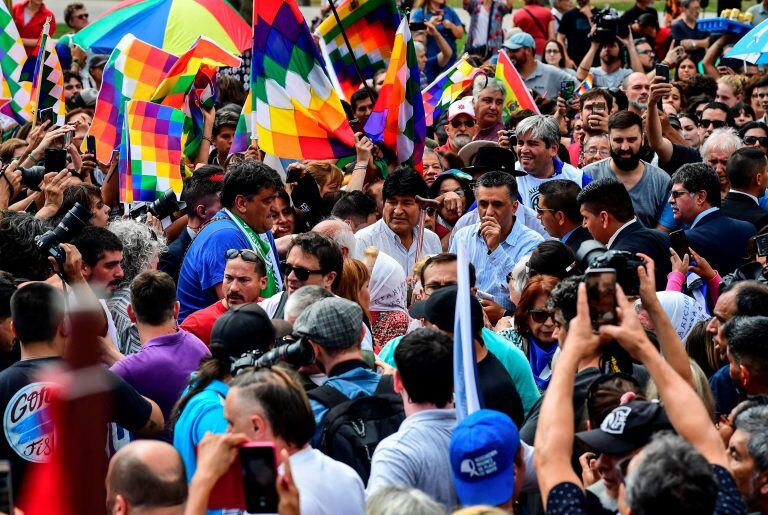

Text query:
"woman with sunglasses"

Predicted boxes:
[[497, 274, 561, 391], [739, 121, 768, 155]]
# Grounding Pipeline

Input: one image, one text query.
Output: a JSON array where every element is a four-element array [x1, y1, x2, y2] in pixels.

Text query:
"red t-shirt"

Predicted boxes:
[[180, 300, 228, 345], [512, 6, 553, 56], [12, 1, 56, 56]]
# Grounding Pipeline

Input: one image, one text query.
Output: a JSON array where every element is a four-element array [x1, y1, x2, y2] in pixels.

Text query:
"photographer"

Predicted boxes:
[[576, 22, 644, 88]]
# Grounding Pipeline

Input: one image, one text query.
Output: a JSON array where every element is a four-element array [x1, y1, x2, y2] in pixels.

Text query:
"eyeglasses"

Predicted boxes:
[[225, 248, 264, 264], [669, 190, 693, 199], [699, 119, 727, 129], [744, 135, 768, 147], [637, 49, 655, 55], [583, 148, 611, 157], [545, 48, 561, 54], [75, 13, 89, 19], [535, 206, 556, 215], [450, 118, 477, 129], [284, 263, 324, 281], [529, 309, 556, 324]]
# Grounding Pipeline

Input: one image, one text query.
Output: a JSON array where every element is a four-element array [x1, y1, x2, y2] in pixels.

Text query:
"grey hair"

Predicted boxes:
[[735, 404, 768, 474], [700, 127, 743, 160], [624, 432, 718, 515], [414, 41, 426, 55], [313, 217, 356, 258], [510, 254, 532, 301], [515, 115, 561, 148], [283, 285, 334, 321], [472, 77, 506, 103], [365, 486, 443, 515], [107, 219, 167, 286]]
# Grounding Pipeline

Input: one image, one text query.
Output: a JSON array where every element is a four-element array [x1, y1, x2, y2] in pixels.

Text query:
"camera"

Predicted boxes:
[[35, 202, 91, 266], [590, 8, 629, 44], [231, 337, 315, 376], [128, 189, 186, 222], [19, 166, 46, 191], [576, 240, 644, 296]]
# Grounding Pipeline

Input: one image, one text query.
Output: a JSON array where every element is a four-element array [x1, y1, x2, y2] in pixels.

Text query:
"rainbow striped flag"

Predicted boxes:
[[88, 34, 178, 164], [364, 18, 425, 170], [316, 0, 400, 100], [495, 49, 539, 121], [119, 100, 185, 203], [422, 55, 479, 126], [252, 0, 355, 160], [181, 64, 218, 162], [577, 72, 593, 96], [0, 1, 32, 128], [28, 19, 65, 126], [230, 89, 255, 154], [151, 36, 241, 109]]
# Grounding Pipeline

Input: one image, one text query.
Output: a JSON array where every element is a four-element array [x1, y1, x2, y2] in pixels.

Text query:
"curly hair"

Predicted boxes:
[[107, 219, 167, 287], [0, 212, 52, 281]]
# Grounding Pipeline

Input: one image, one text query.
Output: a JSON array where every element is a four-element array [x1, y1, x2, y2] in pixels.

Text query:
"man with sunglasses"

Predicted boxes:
[[434, 99, 479, 155], [721, 148, 768, 232], [181, 249, 268, 345], [699, 102, 734, 143], [537, 180, 591, 253]]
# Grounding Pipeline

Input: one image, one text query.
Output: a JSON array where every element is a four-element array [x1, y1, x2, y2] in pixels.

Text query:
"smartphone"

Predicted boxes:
[[756, 233, 768, 257], [560, 80, 576, 101], [591, 101, 606, 114], [285, 167, 303, 184], [44, 148, 67, 174], [37, 107, 54, 126], [476, 290, 494, 301], [409, 21, 427, 31], [240, 442, 279, 514], [349, 117, 363, 134], [669, 230, 689, 259], [86, 135, 97, 155], [586, 269, 617, 332], [655, 63, 670, 83], [0, 460, 11, 515], [64, 129, 74, 148]]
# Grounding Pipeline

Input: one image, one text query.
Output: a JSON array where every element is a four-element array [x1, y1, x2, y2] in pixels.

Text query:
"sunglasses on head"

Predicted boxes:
[[529, 309, 556, 324], [699, 119, 727, 129], [744, 135, 768, 147], [450, 118, 477, 129], [225, 248, 264, 264], [284, 263, 324, 281]]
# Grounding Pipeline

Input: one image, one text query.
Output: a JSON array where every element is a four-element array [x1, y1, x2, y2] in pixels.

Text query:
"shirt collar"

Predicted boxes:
[[730, 190, 759, 205], [561, 227, 577, 243], [328, 359, 371, 377], [691, 207, 719, 228], [401, 408, 457, 428], [145, 330, 185, 348], [380, 218, 420, 242], [607, 217, 637, 248]]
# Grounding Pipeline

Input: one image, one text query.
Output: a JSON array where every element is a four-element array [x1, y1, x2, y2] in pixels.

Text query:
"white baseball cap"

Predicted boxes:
[[448, 97, 476, 121]]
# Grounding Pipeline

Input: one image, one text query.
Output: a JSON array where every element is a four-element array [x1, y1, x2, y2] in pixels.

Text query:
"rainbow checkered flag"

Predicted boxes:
[[0, 2, 33, 127], [422, 55, 479, 126], [252, 0, 355, 160], [577, 72, 594, 96], [119, 100, 185, 203], [181, 64, 219, 162], [364, 17, 426, 170], [316, 0, 400, 100], [88, 34, 178, 164], [29, 19, 65, 126], [230, 89, 255, 154]]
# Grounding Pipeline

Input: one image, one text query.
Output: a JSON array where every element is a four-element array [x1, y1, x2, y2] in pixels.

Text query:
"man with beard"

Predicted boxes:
[[621, 72, 650, 114], [181, 249, 268, 344], [579, 89, 613, 137], [582, 111, 673, 229], [435, 98, 479, 154], [729, 402, 768, 514], [633, 38, 656, 73], [473, 78, 506, 142], [557, 0, 595, 65], [576, 34, 643, 89], [503, 32, 573, 100]]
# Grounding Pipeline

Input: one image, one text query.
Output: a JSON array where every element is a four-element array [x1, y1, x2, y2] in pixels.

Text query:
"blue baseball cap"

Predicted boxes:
[[503, 32, 535, 50], [450, 409, 520, 506]]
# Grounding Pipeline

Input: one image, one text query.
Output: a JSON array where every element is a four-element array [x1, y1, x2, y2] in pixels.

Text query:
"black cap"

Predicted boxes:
[[209, 303, 278, 359], [462, 145, 524, 177], [575, 399, 673, 455], [423, 285, 484, 338]]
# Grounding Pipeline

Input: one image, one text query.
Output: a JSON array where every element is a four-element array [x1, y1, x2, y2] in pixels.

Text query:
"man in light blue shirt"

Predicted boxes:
[[450, 171, 544, 320]]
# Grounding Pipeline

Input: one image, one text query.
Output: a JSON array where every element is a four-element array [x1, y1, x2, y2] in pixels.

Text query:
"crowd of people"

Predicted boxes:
[[3, 0, 768, 513]]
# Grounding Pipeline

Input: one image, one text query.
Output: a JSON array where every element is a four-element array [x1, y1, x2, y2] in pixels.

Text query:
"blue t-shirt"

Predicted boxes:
[[411, 6, 461, 74]]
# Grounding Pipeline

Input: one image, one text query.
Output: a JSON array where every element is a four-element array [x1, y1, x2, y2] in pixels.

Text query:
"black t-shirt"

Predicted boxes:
[[660, 143, 702, 176], [545, 465, 746, 514], [619, 5, 657, 25], [0, 357, 152, 496], [558, 8, 594, 65], [477, 351, 525, 427]]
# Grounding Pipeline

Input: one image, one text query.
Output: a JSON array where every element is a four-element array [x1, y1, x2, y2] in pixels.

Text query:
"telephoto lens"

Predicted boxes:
[[18, 166, 46, 191], [35, 202, 92, 266], [129, 189, 186, 221]]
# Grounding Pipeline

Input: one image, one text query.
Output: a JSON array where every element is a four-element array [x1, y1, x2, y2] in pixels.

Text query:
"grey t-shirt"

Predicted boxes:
[[583, 158, 672, 228], [524, 62, 575, 100], [589, 66, 632, 89]]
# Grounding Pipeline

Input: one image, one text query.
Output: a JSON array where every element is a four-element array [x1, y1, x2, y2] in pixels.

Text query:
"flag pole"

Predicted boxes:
[[30, 17, 51, 129], [326, 0, 377, 102]]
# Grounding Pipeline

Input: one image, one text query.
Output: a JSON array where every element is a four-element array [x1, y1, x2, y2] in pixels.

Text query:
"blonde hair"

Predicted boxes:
[[335, 258, 371, 320], [645, 359, 716, 420], [306, 161, 343, 190], [717, 75, 745, 98]]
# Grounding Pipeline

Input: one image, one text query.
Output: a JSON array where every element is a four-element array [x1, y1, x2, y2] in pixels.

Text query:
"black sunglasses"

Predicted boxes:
[[225, 248, 264, 265], [76, 13, 89, 19], [699, 119, 727, 129], [450, 118, 477, 129], [529, 309, 556, 324], [285, 263, 324, 281], [744, 135, 768, 147]]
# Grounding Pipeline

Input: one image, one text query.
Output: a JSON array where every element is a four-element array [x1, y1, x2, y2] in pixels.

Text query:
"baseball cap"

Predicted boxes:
[[575, 399, 673, 455], [503, 32, 535, 51], [210, 303, 278, 359], [89, 54, 109, 70], [448, 97, 476, 121], [460, 143, 524, 177], [422, 285, 483, 338], [450, 409, 521, 506], [293, 297, 363, 348], [70, 88, 98, 108]]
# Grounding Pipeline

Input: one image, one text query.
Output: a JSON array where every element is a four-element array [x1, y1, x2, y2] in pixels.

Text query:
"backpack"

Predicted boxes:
[[307, 374, 405, 483]]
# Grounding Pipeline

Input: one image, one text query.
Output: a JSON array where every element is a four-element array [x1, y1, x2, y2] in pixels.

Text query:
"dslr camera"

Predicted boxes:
[[590, 8, 630, 44], [35, 202, 91, 267], [576, 240, 645, 296], [231, 336, 315, 376], [128, 188, 186, 222]]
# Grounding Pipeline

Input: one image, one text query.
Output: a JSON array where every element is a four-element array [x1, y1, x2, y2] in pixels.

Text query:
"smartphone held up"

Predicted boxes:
[[207, 441, 279, 513]]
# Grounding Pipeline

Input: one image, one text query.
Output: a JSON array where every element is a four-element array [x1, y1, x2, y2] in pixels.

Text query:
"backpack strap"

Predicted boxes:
[[307, 384, 351, 409], [271, 291, 289, 320], [374, 374, 395, 395]]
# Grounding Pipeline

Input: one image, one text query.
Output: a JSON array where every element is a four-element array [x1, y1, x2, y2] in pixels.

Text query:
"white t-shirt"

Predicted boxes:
[[515, 161, 590, 210], [471, 4, 491, 47]]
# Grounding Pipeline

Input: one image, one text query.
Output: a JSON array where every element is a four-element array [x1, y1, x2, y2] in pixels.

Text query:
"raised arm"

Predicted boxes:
[[577, 41, 600, 82], [647, 80, 675, 164]]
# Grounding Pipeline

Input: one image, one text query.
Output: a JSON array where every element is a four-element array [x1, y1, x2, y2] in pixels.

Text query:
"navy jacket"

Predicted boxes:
[[563, 226, 592, 255], [610, 220, 672, 287], [158, 228, 193, 285], [685, 209, 756, 276], [720, 191, 768, 232]]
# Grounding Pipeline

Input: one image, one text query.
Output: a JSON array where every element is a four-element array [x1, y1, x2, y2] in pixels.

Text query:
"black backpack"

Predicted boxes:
[[307, 375, 405, 483]]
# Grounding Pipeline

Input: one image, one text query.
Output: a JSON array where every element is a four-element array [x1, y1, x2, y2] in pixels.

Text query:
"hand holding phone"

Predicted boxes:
[[669, 230, 689, 260], [44, 148, 68, 174], [240, 442, 279, 513], [586, 269, 617, 332], [86, 135, 97, 156], [757, 233, 768, 257], [560, 80, 575, 101]]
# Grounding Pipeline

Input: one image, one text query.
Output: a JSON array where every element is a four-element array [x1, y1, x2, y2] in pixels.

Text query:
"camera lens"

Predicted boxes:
[[19, 166, 45, 191], [35, 202, 92, 263]]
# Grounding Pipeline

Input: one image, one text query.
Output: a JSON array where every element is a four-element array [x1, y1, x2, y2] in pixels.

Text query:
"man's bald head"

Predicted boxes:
[[312, 217, 356, 258], [106, 440, 187, 514]]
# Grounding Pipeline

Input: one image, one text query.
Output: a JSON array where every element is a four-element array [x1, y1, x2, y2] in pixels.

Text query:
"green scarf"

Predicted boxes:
[[223, 208, 279, 298]]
